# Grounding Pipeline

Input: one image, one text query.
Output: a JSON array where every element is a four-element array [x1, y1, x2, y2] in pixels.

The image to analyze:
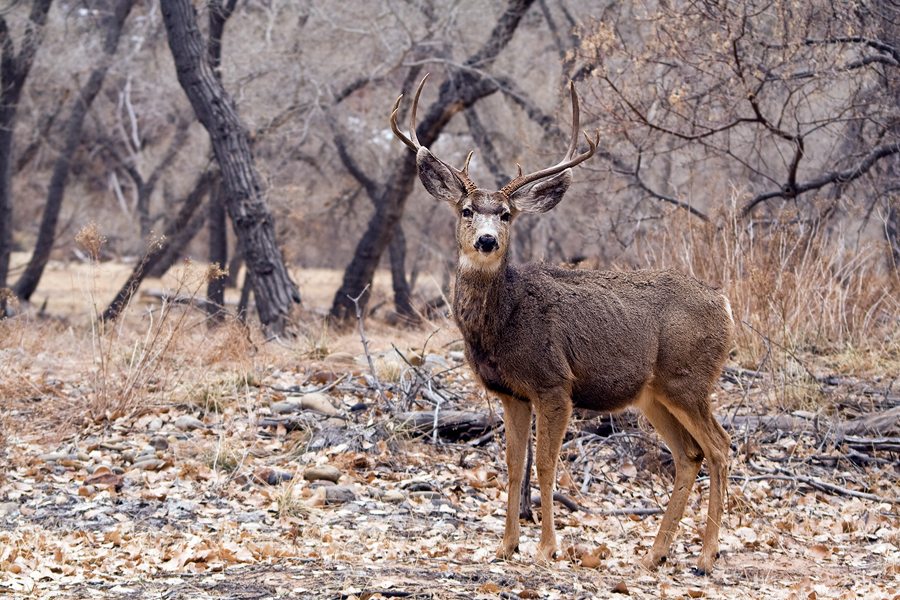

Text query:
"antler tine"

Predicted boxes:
[[391, 74, 479, 194], [390, 74, 429, 152], [500, 82, 598, 198]]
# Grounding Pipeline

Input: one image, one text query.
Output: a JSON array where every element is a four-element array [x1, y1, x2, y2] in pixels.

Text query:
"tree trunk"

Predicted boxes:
[[329, 0, 537, 323], [0, 0, 53, 312], [207, 180, 228, 321], [388, 224, 418, 324], [160, 0, 300, 331], [888, 203, 900, 274], [102, 169, 216, 321], [13, 0, 136, 302]]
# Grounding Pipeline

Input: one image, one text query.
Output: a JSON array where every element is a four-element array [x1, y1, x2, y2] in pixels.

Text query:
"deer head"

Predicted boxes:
[[390, 75, 599, 272]]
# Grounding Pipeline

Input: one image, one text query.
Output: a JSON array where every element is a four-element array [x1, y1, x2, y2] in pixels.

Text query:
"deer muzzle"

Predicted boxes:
[[474, 235, 498, 253]]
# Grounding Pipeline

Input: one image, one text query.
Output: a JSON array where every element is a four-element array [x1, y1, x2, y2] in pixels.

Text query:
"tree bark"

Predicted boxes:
[[388, 224, 417, 323], [329, 0, 537, 323], [13, 0, 136, 302], [160, 0, 300, 330], [0, 0, 53, 311], [102, 169, 216, 321]]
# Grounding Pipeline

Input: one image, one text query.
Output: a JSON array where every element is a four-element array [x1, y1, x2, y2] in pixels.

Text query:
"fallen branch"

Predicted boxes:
[[348, 285, 392, 410]]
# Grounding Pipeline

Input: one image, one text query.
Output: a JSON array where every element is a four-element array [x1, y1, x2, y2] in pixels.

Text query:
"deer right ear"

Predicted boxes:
[[416, 148, 467, 205]]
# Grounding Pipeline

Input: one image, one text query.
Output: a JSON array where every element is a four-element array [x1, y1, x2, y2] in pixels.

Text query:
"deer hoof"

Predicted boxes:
[[640, 553, 665, 570], [495, 544, 518, 560], [536, 545, 558, 565]]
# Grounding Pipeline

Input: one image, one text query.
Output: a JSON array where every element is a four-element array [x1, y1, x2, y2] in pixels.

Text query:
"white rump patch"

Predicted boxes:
[[721, 295, 734, 325]]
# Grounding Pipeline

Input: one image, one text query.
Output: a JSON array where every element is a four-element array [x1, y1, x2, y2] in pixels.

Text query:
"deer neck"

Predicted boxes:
[[452, 253, 509, 349]]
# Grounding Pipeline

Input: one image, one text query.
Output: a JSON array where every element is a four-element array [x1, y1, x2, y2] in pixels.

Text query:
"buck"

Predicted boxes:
[[391, 76, 733, 574]]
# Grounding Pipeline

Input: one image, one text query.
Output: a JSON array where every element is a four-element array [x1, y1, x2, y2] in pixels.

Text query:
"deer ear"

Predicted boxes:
[[510, 170, 571, 214], [416, 148, 466, 205]]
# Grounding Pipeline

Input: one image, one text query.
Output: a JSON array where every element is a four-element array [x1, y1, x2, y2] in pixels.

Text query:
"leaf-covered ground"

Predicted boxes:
[[2, 293, 900, 600]]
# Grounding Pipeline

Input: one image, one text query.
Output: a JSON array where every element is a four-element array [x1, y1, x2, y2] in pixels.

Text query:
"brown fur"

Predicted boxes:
[[392, 78, 732, 574]]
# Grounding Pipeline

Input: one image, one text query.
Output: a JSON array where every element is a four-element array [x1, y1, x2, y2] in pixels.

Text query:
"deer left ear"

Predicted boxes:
[[509, 169, 571, 214], [417, 148, 467, 206]]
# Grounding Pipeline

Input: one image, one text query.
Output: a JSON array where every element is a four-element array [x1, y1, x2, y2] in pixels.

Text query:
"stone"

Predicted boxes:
[[173, 415, 205, 431], [383, 489, 405, 503], [303, 465, 342, 483], [324, 485, 357, 504], [148, 436, 169, 451]]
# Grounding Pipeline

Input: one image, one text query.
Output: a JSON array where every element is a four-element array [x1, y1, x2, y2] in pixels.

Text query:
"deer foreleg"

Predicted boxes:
[[497, 395, 532, 559], [533, 392, 571, 564]]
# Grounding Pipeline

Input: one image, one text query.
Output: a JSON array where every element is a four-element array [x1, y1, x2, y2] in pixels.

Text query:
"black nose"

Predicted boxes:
[[474, 235, 498, 252]]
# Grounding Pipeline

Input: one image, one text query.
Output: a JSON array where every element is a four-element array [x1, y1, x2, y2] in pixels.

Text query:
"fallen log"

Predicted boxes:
[[395, 410, 500, 442]]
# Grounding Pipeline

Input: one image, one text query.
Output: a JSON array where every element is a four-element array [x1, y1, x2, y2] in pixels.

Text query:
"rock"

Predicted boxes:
[[383, 489, 405, 503], [39, 452, 75, 463], [303, 464, 342, 483], [173, 415, 205, 431], [141, 445, 157, 454], [252, 467, 293, 485], [148, 436, 169, 451], [324, 485, 357, 504], [293, 392, 337, 415], [0, 502, 18, 516], [147, 418, 163, 431], [133, 459, 165, 471], [76, 451, 90, 462], [423, 353, 451, 371], [269, 400, 296, 415], [449, 351, 465, 362]]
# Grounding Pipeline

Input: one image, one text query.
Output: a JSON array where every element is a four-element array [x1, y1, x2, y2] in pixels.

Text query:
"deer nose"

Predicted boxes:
[[475, 235, 498, 252]]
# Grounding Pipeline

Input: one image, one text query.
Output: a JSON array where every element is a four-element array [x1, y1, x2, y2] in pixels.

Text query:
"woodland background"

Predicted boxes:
[[0, 0, 899, 598]]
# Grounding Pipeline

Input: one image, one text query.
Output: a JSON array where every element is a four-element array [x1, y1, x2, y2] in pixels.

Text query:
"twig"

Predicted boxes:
[[750, 459, 900, 503], [347, 285, 392, 410]]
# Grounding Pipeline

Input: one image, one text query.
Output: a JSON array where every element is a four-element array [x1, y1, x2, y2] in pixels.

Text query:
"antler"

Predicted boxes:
[[500, 82, 599, 198], [390, 74, 478, 194]]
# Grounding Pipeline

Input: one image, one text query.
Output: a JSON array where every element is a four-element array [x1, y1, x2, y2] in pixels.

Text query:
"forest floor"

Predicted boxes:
[[1, 259, 900, 599]]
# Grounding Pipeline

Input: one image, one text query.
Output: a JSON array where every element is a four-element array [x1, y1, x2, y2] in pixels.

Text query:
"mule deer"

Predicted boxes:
[[391, 75, 733, 574]]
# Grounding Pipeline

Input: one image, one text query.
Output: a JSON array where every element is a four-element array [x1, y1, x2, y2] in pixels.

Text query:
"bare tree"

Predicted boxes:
[[160, 0, 300, 330], [13, 0, 136, 303], [574, 0, 900, 249], [0, 0, 53, 313], [328, 0, 538, 323]]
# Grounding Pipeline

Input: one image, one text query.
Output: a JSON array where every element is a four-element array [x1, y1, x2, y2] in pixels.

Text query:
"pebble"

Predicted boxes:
[[0, 502, 18, 516], [148, 436, 169, 451], [324, 485, 357, 504], [173, 415, 205, 431], [303, 465, 342, 483], [147, 418, 163, 431], [383, 489, 406, 503]]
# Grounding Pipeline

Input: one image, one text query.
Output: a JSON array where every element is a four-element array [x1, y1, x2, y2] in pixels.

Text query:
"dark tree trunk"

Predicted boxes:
[[207, 180, 228, 320], [888, 204, 900, 273], [102, 170, 216, 321], [13, 0, 136, 302], [388, 224, 417, 323], [225, 249, 242, 288], [0, 0, 53, 310], [329, 0, 537, 323], [161, 0, 300, 331]]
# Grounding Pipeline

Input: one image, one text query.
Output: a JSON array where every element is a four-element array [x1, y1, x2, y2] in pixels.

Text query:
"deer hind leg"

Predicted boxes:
[[497, 395, 532, 560], [533, 391, 572, 564], [638, 395, 705, 571], [664, 401, 730, 575]]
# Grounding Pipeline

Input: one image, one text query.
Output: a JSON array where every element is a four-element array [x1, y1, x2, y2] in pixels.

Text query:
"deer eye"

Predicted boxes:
[[461, 208, 473, 218], [500, 212, 511, 222]]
